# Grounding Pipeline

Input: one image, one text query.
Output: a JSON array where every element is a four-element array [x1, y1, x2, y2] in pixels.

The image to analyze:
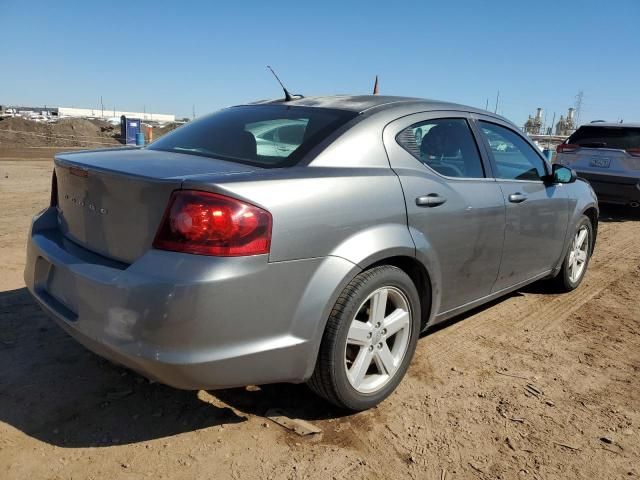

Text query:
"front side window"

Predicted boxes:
[[149, 105, 357, 168], [396, 118, 485, 178], [479, 121, 547, 181]]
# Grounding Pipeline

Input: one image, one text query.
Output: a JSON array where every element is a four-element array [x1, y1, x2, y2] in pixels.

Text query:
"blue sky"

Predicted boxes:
[[2, 0, 639, 127]]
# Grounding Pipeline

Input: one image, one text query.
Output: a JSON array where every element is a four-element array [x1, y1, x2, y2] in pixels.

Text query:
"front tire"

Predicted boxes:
[[308, 265, 421, 410], [554, 215, 593, 292]]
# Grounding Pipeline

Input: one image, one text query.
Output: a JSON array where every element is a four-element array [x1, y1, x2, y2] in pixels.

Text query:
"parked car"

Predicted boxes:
[[556, 123, 640, 206], [25, 95, 598, 410]]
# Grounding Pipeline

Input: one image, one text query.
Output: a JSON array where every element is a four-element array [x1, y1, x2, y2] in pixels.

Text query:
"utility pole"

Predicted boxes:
[[485, 98, 489, 110], [192, 105, 196, 120], [494, 90, 500, 114], [100, 96, 104, 118]]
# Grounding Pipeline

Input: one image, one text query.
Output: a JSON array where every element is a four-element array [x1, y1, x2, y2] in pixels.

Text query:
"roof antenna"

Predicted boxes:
[[267, 65, 293, 101], [373, 75, 379, 95]]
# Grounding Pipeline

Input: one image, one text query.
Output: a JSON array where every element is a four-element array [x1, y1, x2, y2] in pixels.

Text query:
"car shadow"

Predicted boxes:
[[598, 204, 640, 222], [0, 287, 246, 448]]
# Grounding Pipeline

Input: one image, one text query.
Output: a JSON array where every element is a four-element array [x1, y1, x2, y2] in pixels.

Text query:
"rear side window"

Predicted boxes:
[[568, 126, 640, 150], [396, 118, 485, 178], [479, 121, 547, 181], [148, 105, 357, 167]]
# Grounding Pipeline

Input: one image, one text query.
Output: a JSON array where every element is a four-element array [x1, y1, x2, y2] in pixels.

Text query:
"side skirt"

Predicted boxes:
[[428, 270, 553, 327]]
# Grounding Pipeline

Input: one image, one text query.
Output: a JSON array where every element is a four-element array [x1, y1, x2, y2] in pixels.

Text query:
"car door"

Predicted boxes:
[[383, 113, 506, 315], [473, 117, 569, 291]]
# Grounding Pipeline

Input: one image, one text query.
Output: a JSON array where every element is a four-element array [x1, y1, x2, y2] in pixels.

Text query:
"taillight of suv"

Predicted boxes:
[[153, 190, 272, 256], [556, 143, 580, 154], [626, 148, 640, 157]]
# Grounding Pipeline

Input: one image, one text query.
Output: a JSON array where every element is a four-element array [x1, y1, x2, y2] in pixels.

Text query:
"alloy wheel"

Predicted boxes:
[[344, 287, 412, 394], [568, 225, 589, 283]]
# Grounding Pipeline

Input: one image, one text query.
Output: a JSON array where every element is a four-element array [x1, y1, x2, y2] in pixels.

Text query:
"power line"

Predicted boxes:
[[574, 90, 584, 127]]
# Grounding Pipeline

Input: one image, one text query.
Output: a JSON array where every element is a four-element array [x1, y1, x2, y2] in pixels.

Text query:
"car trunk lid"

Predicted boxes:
[[54, 148, 258, 264]]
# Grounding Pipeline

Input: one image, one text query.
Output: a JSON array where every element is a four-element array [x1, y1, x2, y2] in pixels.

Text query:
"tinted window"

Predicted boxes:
[[149, 105, 357, 167], [397, 118, 485, 178], [250, 119, 309, 158], [479, 122, 547, 181], [567, 126, 640, 150], [277, 124, 306, 145]]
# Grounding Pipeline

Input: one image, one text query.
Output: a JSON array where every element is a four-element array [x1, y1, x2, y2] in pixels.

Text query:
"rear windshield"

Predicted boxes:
[[148, 105, 358, 167], [568, 126, 640, 150]]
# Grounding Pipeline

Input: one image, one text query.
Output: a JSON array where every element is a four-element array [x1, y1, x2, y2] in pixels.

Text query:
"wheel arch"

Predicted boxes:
[[553, 201, 599, 277], [582, 206, 599, 252], [363, 255, 433, 331], [301, 224, 440, 380]]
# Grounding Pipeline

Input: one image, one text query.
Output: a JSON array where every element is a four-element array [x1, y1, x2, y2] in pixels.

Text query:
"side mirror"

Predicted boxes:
[[552, 164, 577, 184]]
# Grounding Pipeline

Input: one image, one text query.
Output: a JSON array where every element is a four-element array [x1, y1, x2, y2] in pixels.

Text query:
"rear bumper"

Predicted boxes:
[[575, 171, 640, 205], [24, 208, 357, 389]]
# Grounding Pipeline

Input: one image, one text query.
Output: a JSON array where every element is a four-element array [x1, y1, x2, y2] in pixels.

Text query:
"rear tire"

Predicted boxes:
[[308, 265, 421, 411], [553, 215, 593, 292]]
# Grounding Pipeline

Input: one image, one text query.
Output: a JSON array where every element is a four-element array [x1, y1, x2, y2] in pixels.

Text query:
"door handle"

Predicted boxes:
[[508, 192, 527, 203], [416, 193, 447, 207]]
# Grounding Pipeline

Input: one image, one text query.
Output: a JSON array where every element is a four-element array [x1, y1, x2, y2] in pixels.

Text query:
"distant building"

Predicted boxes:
[[0, 105, 58, 117], [1, 105, 175, 123], [57, 107, 175, 123]]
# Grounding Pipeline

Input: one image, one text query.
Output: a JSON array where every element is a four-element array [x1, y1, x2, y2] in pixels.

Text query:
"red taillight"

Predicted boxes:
[[556, 143, 580, 154], [626, 148, 640, 157], [153, 190, 272, 256], [50, 169, 58, 207]]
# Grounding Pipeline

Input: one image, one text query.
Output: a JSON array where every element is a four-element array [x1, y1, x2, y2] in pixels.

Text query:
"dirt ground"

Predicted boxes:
[[1, 148, 639, 480], [0, 116, 179, 149], [0, 117, 121, 148]]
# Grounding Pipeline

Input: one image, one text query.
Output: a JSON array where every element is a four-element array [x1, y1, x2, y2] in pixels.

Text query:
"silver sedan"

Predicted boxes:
[[24, 95, 598, 410]]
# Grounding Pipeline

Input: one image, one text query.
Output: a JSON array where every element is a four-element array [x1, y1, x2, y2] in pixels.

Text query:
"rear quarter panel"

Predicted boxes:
[[183, 165, 411, 263]]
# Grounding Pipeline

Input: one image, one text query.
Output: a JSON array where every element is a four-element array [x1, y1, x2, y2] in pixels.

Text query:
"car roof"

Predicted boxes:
[[248, 94, 488, 115]]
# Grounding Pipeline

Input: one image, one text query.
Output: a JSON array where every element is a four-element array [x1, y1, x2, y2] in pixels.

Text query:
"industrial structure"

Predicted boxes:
[[555, 108, 576, 136], [523, 106, 577, 137], [524, 108, 544, 135]]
